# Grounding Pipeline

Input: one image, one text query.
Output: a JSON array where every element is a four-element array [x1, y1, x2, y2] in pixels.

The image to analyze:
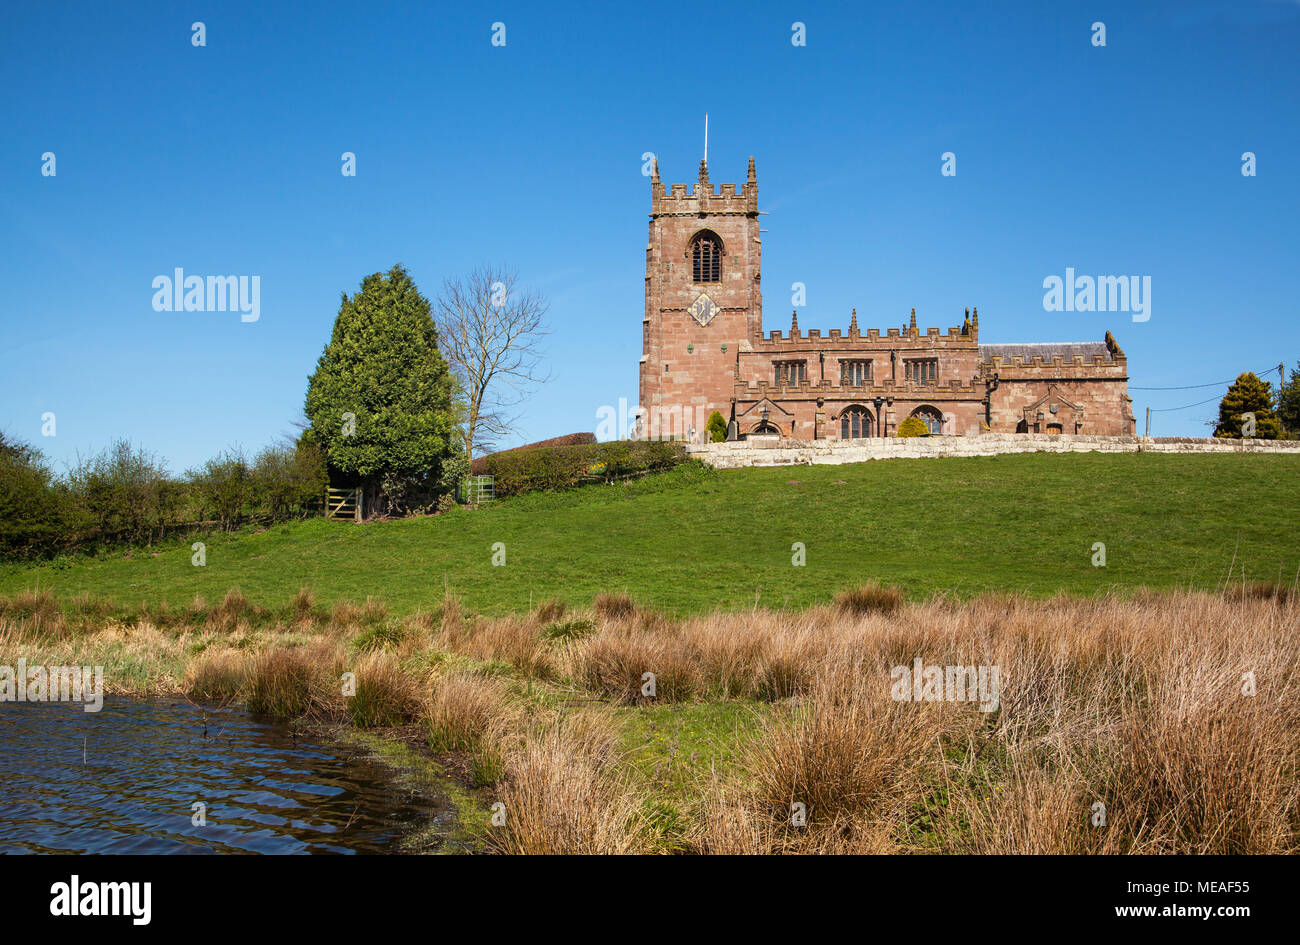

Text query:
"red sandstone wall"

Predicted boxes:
[[986, 361, 1134, 435]]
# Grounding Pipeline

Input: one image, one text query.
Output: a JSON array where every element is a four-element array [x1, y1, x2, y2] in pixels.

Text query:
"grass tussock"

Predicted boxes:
[[543, 618, 596, 642], [351, 620, 408, 654], [1224, 579, 1294, 606], [487, 711, 652, 855], [0, 589, 64, 637], [439, 613, 553, 678], [533, 598, 567, 623], [833, 583, 904, 617], [207, 587, 253, 632], [424, 671, 513, 754], [246, 642, 342, 718], [349, 651, 422, 727], [185, 648, 249, 702], [287, 586, 316, 625], [592, 591, 636, 620]]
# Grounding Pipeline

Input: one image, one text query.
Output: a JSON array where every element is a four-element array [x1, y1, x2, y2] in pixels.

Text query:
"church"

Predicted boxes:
[[638, 157, 1135, 441]]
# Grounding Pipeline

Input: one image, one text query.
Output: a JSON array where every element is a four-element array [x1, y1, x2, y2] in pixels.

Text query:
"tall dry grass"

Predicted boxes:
[[486, 710, 653, 855], [424, 670, 514, 752], [2, 584, 1296, 853], [678, 590, 1300, 854]]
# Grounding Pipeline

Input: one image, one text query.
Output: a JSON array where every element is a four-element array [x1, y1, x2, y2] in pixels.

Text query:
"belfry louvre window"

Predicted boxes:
[[774, 360, 807, 387], [691, 232, 722, 283], [840, 360, 871, 386], [905, 359, 938, 385]]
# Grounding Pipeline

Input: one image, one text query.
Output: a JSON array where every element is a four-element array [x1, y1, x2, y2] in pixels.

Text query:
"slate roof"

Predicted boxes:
[[979, 342, 1113, 362]]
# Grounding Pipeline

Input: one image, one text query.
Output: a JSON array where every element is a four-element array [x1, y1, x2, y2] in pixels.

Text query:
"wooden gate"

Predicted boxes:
[[325, 487, 362, 522]]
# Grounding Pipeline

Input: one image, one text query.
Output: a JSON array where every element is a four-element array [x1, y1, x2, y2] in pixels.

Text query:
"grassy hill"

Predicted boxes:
[[2, 452, 1297, 616]]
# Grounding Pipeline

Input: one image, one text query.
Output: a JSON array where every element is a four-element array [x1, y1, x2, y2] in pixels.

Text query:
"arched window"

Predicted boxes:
[[691, 231, 723, 283], [840, 406, 874, 439], [911, 406, 944, 434]]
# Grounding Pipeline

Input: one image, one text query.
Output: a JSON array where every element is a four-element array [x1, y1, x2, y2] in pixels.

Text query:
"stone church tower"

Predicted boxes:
[[639, 156, 762, 437]]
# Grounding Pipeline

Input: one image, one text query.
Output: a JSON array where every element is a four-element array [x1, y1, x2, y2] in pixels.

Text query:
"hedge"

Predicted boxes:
[[479, 440, 687, 497], [470, 431, 596, 476], [0, 435, 328, 560]]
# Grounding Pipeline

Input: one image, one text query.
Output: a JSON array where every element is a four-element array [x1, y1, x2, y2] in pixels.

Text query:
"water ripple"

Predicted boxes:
[[0, 698, 443, 854]]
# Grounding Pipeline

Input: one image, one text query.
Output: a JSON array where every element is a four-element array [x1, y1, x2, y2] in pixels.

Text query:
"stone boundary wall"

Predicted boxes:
[[685, 434, 1300, 469]]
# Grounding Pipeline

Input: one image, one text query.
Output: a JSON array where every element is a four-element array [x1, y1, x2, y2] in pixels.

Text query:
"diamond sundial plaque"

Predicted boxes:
[[688, 293, 720, 326]]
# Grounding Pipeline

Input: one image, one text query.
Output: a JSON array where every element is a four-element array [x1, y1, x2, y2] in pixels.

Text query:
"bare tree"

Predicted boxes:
[[433, 266, 550, 459]]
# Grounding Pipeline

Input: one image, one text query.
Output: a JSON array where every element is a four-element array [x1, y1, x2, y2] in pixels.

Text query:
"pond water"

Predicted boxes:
[[0, 698, 449, 854]]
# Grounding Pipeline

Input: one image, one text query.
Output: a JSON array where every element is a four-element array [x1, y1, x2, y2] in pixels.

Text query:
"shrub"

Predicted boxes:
[[251, 439, 328, 522], [706, 411, 728, 443], [189, 450, 251, 530], [470, 433, 595, 475], [0, 429, 331, 560], [439, 452, 470, 497], [896, 416, 930, 438], [66, 440, 179, 548]]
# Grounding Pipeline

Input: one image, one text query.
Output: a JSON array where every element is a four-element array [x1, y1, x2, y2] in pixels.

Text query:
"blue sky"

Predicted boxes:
[[3, 0, 1298, 474]]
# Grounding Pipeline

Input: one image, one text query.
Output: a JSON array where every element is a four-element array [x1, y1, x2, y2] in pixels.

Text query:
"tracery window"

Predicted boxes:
[[840, 406, 874, 439]]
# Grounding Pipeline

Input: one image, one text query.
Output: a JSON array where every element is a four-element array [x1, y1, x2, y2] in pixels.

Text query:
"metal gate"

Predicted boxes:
[[458, 476, 495, 505]]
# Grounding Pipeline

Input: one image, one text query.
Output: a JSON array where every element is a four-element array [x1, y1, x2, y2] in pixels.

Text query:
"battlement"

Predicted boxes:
[[980, 353, 1124, 371], [750, 307, 978, 349], [650, 157, 759, 216]]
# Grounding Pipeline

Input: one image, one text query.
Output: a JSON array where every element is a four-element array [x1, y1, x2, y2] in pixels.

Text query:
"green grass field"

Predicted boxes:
[[3, 452, 1297, 616]]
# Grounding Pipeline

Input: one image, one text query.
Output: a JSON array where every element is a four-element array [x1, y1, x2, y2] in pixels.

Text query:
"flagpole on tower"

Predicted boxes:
[[704, 113, 708, 164]]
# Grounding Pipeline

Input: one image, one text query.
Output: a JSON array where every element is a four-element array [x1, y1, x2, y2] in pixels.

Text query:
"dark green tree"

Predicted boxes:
[[0, 432, 68, 557], [305, 265, 459, 514], [705, 410, 728, 443], [1277, 362, 1300, 438], [1213, 372, 1281, 439]]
